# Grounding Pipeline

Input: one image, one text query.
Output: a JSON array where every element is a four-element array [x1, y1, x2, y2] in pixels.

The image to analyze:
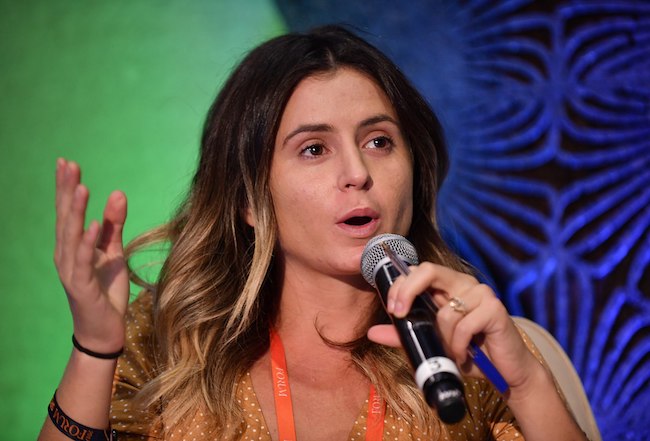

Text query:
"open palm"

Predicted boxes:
[[54, 159, 130, 354]]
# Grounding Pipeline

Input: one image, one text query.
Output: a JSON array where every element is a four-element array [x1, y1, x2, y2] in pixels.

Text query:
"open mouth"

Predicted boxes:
[[344, 216, 373, 226]]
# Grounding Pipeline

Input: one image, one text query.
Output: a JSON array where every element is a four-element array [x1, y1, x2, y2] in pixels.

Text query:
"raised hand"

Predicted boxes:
[[54, 158, 130, 354]]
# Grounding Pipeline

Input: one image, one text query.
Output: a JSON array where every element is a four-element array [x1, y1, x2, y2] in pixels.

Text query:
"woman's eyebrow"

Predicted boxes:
[[281, 114, 399, 147], [358, 114, 399, 129], [282, 123, 333, 147]]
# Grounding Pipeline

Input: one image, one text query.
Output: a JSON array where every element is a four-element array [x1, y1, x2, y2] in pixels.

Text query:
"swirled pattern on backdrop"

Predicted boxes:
[[276, 0, 650, 438]]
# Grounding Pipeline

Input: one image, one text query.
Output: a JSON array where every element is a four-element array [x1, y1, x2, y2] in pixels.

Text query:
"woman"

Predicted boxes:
[[40, 26, 586, 440]]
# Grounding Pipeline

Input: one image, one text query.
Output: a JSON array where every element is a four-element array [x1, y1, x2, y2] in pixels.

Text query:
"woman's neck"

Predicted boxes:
[[274, 270, 377, 344], [250, 270, 376, 441]]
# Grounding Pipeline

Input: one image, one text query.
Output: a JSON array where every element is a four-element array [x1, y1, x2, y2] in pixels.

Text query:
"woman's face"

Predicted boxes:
[[267, 67, 413, 278]]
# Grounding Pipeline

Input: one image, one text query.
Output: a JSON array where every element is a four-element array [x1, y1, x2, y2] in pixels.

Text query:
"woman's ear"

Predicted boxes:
[[243, 205, 255, 228]]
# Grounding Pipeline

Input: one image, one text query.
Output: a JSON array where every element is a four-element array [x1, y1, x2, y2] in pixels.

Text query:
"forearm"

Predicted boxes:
[[38, 348, 117, 440], [507, 363, 587, 441]]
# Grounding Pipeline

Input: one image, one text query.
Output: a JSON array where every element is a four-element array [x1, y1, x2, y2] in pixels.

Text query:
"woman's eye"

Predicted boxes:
[[300, 144, 325, 157], [365, 136, 394, 149]]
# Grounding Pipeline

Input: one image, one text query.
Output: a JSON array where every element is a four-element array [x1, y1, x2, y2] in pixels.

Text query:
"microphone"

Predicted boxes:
[[361, 233, 467, 424]]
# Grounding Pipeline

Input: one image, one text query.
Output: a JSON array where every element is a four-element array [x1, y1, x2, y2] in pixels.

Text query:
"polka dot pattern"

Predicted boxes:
[[109, 292, 545, 440]]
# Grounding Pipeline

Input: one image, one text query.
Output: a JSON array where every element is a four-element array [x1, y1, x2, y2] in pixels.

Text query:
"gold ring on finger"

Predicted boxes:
[[448, 296, 468, 316]]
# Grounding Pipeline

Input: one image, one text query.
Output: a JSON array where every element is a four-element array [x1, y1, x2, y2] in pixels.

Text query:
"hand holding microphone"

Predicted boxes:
[[361, 234, 509, 424]]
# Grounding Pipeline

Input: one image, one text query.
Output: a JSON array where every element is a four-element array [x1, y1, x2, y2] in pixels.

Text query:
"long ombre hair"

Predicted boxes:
[[127, 25, 469, 437]]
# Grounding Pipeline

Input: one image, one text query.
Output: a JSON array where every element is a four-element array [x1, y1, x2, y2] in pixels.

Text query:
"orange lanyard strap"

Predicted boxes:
[[366, 384, 385, 440], [269, 328, 385, 441], [270, 327, 297, 441]]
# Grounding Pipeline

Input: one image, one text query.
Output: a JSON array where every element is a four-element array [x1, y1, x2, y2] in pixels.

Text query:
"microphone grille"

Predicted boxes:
[[360, 233, 419, 287]]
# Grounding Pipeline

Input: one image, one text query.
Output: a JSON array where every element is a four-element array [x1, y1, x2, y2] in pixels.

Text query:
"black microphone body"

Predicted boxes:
[[362, 234, 467, 424]]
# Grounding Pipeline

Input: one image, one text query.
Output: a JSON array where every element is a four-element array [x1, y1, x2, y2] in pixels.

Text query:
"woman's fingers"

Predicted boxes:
[[60, 184, 90, 282], [434, 296, 476, 363], [55, 159, 70, 265], [56, 161, 81, 224], [72, 220, 101, 295], [386, 262, 476, 317], [436, 286, 503, 363], [376, 261, 541, 389], [55, 160, 82, 267], [382, 263, 508, 365], [97, 191, 127, 254], [54, 158, 65, 214], [367, 324, 402, 347]]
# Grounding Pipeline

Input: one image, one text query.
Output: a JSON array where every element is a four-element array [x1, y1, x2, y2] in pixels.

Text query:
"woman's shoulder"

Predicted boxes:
[[124, 291, 154, 359], [110, 290, 158, 438], [126, 289, 154, 323], [112, 290, 157, 392]]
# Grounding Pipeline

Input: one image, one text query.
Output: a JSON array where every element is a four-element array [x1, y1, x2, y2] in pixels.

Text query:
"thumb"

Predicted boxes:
[[368, 324, 402, 348]]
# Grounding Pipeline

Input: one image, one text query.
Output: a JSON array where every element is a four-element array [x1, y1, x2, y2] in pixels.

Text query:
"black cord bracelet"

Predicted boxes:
[[48, 391, 118, 441], [72, 335, 124, 359]]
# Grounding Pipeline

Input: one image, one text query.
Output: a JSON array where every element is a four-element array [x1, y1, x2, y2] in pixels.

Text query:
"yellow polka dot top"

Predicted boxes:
[[110, 292, 544, 440]]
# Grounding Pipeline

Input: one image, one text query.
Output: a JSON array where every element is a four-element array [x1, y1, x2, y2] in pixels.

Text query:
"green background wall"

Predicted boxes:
[[0, 2, 284, 438]]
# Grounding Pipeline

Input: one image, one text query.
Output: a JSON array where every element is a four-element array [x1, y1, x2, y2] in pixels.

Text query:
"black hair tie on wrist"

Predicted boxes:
[[72, 335, 124, 359]]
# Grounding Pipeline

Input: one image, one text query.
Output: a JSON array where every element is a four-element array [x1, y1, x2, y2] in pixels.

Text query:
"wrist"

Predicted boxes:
[[502, 349, 587, 439], [506, 360, 555, 405], [49, 391, 118, 441], [72, 335, 124, 360], [71, 323, 125, 355], [56, 349, 119, 431], [493, 329, 552, 402]]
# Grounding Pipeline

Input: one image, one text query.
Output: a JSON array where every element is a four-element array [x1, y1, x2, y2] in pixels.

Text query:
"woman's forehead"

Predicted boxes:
[[275, 68, 398, 141]]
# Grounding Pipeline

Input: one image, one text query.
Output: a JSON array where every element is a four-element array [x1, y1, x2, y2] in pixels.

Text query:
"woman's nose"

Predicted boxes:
[[337, 147, 372, 191]]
